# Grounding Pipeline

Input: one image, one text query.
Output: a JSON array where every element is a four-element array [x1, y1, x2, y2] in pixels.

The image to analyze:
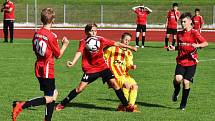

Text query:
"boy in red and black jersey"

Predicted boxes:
[[12, 8, 69, 121], [55, 23, 137, 112], [132, 3, 152, 48], [164, 3, 180, 48], [168, 12, 208, 110], [192, 8, 204, 33], [1, 0, 15, 43]]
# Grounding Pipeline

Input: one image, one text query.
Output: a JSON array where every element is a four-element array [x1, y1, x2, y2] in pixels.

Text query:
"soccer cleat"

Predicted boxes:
[[125, 104, 135, 112], [12, 101, 25, 121], [181, 107, 185, 111], [164, 46, 168, 49], [141, 46, 145, 48], [55, 103, 65, 111], [133, 105, 140, 112], [180, 105, 186, 111], [172, 92, 179, 102], [135, 45, 139, 48], [116, 104, 126, 112]]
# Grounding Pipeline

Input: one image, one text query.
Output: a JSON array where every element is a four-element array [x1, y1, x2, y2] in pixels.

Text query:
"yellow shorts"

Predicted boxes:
[[116, 76, 137, 88]]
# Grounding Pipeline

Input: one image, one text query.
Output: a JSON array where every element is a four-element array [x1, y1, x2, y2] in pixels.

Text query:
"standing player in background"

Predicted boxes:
[[168, 12, 208, 110], [132, 3, 152, 48], [164, 3, 180, 48], [104, 32, 139, 112], [55, 23, 137, 112], [12, 8, 69, 121], [192, 8, 204, 33], [1, 0, 15, 43]]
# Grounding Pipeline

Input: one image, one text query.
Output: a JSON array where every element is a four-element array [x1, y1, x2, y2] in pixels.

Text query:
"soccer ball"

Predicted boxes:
[[85, 37, 100, 52]]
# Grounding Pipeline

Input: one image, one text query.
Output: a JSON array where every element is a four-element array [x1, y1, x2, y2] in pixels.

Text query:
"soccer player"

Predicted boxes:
[[104, 32, 139, 112], [55, 23, 137, 112], [12, 8, 69, 121], [164, 3, 180, 48], [132, 3, 152, 48], [192, 8, 204, 33], [1, 0, 15, 43], [168, 12, 208, 110]]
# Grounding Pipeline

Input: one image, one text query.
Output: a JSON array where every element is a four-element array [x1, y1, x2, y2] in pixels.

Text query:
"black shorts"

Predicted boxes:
[[175, 64, 197, 82], [136, 24, 146, 32], [38, 77, 55, 96], [81, 68, 115, 84], [166, 28, 177, 35]]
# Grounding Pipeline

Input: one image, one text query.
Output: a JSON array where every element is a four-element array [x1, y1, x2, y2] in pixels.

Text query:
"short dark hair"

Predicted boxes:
[[180, 12, 192, 20], [41, 8, 55, 25], [121, 32, 132, 40], [195, 8, 200, 12], [85, 23, 97, 33], [173, 3, 178, 7]]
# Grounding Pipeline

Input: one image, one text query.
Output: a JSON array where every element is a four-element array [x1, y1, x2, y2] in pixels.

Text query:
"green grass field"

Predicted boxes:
[[0, 40, 215, 121]]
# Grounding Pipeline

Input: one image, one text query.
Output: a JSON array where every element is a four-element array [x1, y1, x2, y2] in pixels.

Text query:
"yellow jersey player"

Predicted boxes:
[[104, 32, 139, 112]]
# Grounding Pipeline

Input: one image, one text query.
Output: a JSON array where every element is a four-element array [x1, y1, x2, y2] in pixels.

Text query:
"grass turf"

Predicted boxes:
[[0, 39, 215, 121]]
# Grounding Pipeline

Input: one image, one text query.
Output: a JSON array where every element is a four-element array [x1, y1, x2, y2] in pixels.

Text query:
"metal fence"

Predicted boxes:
[[0, 3, 214, 27]]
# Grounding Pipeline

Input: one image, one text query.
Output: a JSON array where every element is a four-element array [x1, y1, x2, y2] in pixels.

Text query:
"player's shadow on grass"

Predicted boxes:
[[56, 102, 116, 111], [97, 98, 172, 109]]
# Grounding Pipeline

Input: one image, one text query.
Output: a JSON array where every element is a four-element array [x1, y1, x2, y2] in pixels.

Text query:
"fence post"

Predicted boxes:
[[100, 5, 104, 27], [26, 4, 28, 24], [34, 0, 37, 31], [64, 4, 66, 24], [213, 5, 215, 26]]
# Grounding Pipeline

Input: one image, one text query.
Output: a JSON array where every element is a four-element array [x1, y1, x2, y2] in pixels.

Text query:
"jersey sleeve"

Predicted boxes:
[[194, 30, 206, 43], [166, 11, 170, 18], [103, 46, 112, 61], [100, 37, 115, 47], [49, 33, 60, 58], [77, 39, 85, 53], [134, 9, 139, 14], [176, 11, 180, 18], [126, 50, 134, 70]]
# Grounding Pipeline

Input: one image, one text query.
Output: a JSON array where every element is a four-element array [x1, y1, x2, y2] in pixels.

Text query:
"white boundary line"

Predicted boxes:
[[0, 28, 215, 32]]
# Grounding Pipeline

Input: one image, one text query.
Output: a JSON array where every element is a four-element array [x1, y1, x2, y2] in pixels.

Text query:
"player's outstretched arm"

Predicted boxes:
[[1, 7, 13, 12], [165, 18, 168, 28], [132, 5, 144, 11], [67, 52, 82, 68], [114, 42, 137, 52], [57, 36, 69, 59], [192, 41, 208, 48], [144, 6, 152, 13]]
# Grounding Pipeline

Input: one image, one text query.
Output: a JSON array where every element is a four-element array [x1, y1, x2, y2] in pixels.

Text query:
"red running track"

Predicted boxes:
[[0, 28, 214, 42]]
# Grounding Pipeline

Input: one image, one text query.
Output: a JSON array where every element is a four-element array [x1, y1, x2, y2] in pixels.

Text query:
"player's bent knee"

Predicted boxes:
[[109, 79, 120, 90], [183, 79, 190, 89], [166, 34, 170, 38], [131, 84, 138, 90], [123, 83, 131, 89], [44, 96, 54, 103], [175, 75, 183, 82], [76, 87, 84, 93]]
